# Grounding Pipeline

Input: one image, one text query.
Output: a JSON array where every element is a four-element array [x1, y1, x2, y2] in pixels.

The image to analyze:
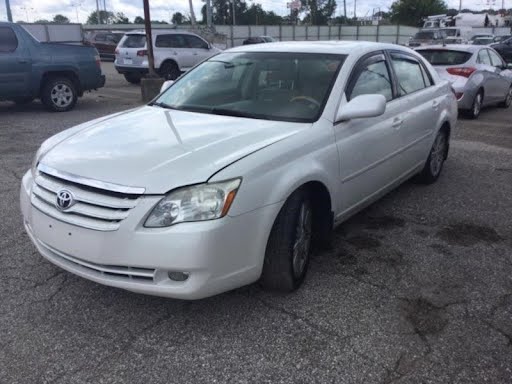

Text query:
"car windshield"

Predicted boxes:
[[414, 31, 435, 40], [154, 52, 346, 123], [122, 34, 146, 48], [441, 29, 457, 37], [473, 38, 493, 45], [417, 49, 472, 66]]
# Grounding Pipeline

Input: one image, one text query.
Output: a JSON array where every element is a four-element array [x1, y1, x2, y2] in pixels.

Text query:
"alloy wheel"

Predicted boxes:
[[50, 83, 73, 108], [292, 201, 313, 278], [430, 133, 446, 177]]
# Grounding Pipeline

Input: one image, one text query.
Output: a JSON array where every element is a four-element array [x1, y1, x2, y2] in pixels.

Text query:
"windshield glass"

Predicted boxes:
[[417, 49, 472, 66], [473, 38, 493, 45], [154, 52, 346, 123]]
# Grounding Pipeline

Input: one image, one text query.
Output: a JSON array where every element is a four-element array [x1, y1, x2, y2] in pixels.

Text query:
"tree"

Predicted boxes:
[[389, 0, 448, 27], [86, 10, 114, 24], [172, 12, 188, 25], [134, 16, 144, 24], [112, 12, 130, 24], [302, 0, 337, 25], [34, 19, 50, 23], [484, 14, 490, 27], [52, 14, 70, 23]]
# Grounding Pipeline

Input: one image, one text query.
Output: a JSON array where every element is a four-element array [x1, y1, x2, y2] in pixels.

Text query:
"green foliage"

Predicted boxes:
[[390, 0, 448, 26], [52, 14, 70, 23], [200, 0, 284, 25], [133, 16, 144, 24], [172, 12, 189, 25]]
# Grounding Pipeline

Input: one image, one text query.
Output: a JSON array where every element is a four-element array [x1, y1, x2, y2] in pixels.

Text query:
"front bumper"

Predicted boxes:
[[20, 171, 280, 300]]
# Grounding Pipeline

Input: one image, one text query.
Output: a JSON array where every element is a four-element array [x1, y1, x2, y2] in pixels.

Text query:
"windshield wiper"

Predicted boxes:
[[149, 101, 175, 109], [209, 60, 254, 69], [211, 108, 269, 120]]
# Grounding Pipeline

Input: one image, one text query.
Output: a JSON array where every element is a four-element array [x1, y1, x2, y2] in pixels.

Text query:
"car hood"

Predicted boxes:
[[40, 106, 307, 194]]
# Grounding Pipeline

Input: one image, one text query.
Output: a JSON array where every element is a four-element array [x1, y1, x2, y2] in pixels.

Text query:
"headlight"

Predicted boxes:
[[144, 178, 242, 228]]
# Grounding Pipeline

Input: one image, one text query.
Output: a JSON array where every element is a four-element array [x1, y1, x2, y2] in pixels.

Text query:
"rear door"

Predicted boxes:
[[476, 48, 501, 103], [0, 26, 31, 98], [388, 51, 441, 169], [487, 48, 512, 99], [116, 33, 146, 67], [154, 34, 190, 70], [336, 52, 406, 213]]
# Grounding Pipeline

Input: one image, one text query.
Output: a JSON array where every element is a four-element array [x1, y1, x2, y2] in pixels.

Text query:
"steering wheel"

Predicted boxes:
[[289, 96, 321, 109]]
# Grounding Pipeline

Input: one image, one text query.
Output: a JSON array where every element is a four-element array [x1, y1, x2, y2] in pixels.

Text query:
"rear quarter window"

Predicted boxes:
[[0, 27, 18, 53], [121, 35, 146, 48], [417, 50, 472, 66]]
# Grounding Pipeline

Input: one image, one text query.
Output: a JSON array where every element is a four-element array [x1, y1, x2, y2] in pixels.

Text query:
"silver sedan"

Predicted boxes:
[[417, 45, 512, 119]]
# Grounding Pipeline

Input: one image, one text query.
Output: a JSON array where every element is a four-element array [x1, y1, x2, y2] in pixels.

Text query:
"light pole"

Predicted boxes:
[[232, 0, 236, 26], [5, 0, 13, 22]]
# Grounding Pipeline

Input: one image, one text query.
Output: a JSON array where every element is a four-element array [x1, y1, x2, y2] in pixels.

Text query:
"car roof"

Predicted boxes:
[[228, 41, 411, 56], [125, 29, 195, 36], [416, 44, 484, 53]]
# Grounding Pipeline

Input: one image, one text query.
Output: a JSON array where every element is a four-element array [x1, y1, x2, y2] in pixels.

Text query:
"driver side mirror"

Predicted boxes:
[[336, 94, 387, 122]]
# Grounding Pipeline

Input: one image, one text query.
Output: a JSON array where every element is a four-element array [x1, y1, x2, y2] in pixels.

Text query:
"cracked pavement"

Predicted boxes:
[[1, 63, 511, 383]]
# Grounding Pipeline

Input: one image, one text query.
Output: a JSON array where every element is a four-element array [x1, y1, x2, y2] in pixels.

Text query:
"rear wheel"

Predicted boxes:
[[41, 77, 77, 112], [499, 86, 512, 108], [159, 61, 180, 80], [124, 73, 142, 84], [415, 129, 448, 184], [466, 90, 483, 119], [260, 190, 313, 292]]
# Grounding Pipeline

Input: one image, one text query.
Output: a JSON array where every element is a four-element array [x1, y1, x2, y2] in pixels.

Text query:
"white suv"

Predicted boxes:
[[115, 30, 221, 84]]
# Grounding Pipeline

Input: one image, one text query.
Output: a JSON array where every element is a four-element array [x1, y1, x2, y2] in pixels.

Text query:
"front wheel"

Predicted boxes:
[[159, 61, 180, 80], [415, 130, 448, 184], [41, 77, 78, 112], [260, 190, 313, 292]]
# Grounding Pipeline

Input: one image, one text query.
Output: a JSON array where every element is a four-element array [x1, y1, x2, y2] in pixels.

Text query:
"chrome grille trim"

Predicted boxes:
[[38, 163, 146, 195], [31, 170, 142, 231], [41, 240, 155, 282]]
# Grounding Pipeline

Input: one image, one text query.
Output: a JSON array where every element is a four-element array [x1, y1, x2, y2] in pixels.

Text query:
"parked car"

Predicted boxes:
[[416, 45, 512, 119], [468, 34, 494, 44], [470, 37, 495, 46], [243, 36, 276, 45], [114, 30, 221, 84], [407, 29, 446, 47], [491, 37, 512, 63], [493, 35, 512, 44], [0, 22, 105, 111], [21, 41, 457, 299], [87, 31, 124, 60]]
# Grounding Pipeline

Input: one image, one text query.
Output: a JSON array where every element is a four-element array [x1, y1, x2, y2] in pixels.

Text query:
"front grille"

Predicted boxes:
[[31, 171, 142, 231], [41, 240, 155, 282]]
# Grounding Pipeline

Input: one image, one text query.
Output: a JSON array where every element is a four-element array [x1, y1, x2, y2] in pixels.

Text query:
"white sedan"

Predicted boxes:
[[20, 42, 457, 299]]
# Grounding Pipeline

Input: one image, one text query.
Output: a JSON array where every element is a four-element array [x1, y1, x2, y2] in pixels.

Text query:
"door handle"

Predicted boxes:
[[392, 118, 403, 129]]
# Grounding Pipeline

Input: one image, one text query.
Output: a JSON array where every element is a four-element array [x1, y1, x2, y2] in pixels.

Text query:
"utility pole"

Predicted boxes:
[[343, 0, 347, 19], [5, 0, 13, 22], [143, 0, 157, 77], [353, 0, 356, 19], [206, 0, 212, 27], [96, 0, 101, 24], [459, 0, 462, 11], [232, 0, 236, 26]]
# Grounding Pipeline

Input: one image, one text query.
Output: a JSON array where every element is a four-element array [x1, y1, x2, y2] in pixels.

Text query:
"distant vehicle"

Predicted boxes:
[[470, 37, 495, 46], [408, 30, 446, 47], [468, 34, 494, 44], [242, 36, 276, 45], [439, 27, 472, 44], [87, 31, 124, 60], [492, 37, 512, 63], [115, 30, 221, 84], [21, 41, 457, 299], [493, 35, 512, 44], [417, 45, 512, 119], [0, 22, 105, 112]]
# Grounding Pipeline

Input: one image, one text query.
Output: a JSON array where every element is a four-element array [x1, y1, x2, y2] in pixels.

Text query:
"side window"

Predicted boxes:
[[155, 34, 187, 48], [391, 56, 428, 95], [185, 35, 208, 49], [349, 58, 393, 102], [477, 50, 492, 65], [94, 33, 106, 42], [420, 64, 434, 87], [488, 49, 504, 67], [0, 27, 18, 53]]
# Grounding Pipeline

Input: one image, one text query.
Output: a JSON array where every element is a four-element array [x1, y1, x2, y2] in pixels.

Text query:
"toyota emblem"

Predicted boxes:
[[56, 189, 75, 211]]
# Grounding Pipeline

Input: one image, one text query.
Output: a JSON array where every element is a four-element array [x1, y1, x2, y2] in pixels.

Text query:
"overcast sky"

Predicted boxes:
[[0, 0, 505, 24]]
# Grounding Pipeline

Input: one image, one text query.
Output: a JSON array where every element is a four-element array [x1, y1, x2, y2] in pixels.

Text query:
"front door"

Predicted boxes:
[[0, 26, 31, 99], [335, 53, 405, 215]]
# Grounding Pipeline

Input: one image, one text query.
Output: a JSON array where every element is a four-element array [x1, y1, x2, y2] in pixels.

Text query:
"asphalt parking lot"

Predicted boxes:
[[1, 62, 511, 384]]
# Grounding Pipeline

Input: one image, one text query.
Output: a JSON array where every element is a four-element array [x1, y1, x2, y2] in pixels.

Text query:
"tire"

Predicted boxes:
[[466, 90, 483, 119], [499, 86, 512, 108], [415, 129, 448, 185], [124, 73, 141, 84], [41, 77, 78, 112], [159, 61, 180, 80], [260, 190, 313, 292]]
